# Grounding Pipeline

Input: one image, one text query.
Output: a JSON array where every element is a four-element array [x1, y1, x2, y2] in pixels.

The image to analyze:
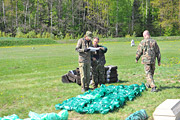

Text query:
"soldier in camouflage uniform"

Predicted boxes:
[[91, 37, 108, 89], [76, 31, 93, 92], [136, 30, 161, 92]]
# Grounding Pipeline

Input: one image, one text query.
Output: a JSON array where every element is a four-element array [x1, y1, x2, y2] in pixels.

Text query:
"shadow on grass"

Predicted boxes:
[[103, 80, 129, 85], [158, 86, 180, 92], [119, 80, 129, 83]]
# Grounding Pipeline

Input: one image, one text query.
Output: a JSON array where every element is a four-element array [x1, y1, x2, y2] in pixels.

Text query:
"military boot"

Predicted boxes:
[[145, 83, 151, 89], [93, 86, 98, 90], [151, 87, 157, 92], [85, 87, 89, 91]]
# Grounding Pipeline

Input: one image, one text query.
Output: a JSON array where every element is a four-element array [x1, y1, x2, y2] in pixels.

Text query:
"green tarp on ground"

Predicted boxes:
[[55, 83, 146, 114], [0, 110, 68, 120], [126, 109, 148, 120]]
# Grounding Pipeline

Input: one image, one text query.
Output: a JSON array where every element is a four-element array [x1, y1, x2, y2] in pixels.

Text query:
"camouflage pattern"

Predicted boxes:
[[86, 31, 93, 40], [79, 62, 90, 89], [144, 64, 155, 88], [136, 38, 161, 64], [76, 38, 92, 63], [76, 37, 92, 90], [91, 45, 107, 88], [91, 61, 105, 88], [136, 38, 161, 88]]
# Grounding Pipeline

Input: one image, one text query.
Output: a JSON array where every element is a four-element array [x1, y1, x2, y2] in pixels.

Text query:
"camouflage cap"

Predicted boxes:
[[86, 31, 93, 40]]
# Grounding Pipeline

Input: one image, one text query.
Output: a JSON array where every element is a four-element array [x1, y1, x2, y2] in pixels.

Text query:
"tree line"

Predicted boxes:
[[0, 0, 180, 39]]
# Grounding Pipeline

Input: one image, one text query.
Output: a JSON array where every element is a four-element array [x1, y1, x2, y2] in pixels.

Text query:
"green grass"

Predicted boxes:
[[0, 39, 180, 120], [0, 37, 57, 46], [57, 36, 180, 43]]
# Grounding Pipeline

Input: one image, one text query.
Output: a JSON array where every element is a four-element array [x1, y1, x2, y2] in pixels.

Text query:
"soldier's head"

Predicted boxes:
[[85, 31, 93, 41], [143, 30, 150, 39], [93, 37, 99, 47]]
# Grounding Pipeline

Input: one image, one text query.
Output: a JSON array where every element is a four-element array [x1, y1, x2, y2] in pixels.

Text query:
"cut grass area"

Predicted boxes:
[[57, 36, 180, 43], [2, 35, 180, 46], [0, 40, 180, 119], [0, 37, 57, 46]]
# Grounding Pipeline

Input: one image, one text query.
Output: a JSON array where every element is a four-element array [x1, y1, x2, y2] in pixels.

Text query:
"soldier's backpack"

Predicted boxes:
[[61, 74, 70, 83], [61, 68, 81, 85], [67, 70, 77, 82]]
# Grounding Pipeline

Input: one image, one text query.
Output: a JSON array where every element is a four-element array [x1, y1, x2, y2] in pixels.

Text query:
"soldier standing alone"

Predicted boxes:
[[91, 37, 107, 89], [76, 31, 93, 92], [136, 30, 161, 92]]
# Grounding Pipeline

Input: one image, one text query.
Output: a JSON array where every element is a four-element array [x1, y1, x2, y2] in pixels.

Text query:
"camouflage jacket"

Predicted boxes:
[[136, 38, 161, 64], [91, 45, 107, 66], [76, 38, 92, 63]]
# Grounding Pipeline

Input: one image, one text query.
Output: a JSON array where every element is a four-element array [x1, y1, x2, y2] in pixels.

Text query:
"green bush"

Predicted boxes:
[[57, 31, 64, 39], [125, 32, 136, 38], [41, 32, 52, 38], [76, 33, 83, 39], [2, 32, 6, 37], [132, 31, 136, 37], [54, 35, 58, 40], [64, 33, 71, 40], [50, 33, 54, 39], [93, 30, 99, 37], [27, 30, 36, 38], [93, 30, 103, 38], [125, 34, 131, 38], [164, 26, 173, 36], [98, 34, 103, 38], [7, 33, 12, 37], [15, 28, 26, 38], [45, 32, 51, 38], [108, 34, 113, 38], [36, 33, 41, 38]]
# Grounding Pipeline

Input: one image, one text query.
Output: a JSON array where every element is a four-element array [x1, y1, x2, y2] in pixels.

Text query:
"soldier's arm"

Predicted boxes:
[[98, 45, 107, 53], [99, 45, 107, 53], [155, 42, 161, 64], [75, 39, 84, 52], [136, 42, 143, 61]]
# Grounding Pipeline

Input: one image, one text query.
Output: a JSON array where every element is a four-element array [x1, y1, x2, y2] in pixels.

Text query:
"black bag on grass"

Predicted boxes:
[[61, 74, 70, 83]]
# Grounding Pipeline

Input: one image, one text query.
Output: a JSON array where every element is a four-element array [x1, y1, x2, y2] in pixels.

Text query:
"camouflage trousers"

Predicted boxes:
[[79, 62, 90, 89], [144, 64, 156, 88], [91, 61, 105, 88]]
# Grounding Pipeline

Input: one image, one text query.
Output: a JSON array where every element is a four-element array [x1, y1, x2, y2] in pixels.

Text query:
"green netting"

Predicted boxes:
[[0, 114, 20, 120], [125, 109, 148, 120], [0, 110, 68, 120], [55, 83, 146, 114]]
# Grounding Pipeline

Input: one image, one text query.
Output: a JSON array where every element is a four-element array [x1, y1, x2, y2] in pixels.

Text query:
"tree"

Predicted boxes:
[[151, 0, 180, 36], [0, 0, 180, 38]]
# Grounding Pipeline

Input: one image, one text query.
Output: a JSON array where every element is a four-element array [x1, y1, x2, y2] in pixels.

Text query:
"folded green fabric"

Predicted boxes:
[[125, 109, 148, 120], [0, 110, 68, 120], [55, 83, 146, 114]]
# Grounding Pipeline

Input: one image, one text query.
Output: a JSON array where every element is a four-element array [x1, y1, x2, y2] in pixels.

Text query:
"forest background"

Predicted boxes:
[[0, 0, 180, 39]]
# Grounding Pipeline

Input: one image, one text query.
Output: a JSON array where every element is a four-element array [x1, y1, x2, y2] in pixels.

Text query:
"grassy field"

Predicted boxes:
[[0, 39, 180, 120], [0, 37, 57, 47]]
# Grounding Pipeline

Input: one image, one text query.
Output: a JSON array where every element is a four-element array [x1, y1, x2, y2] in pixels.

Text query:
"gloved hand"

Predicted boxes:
[[84, 48, 90, 52]]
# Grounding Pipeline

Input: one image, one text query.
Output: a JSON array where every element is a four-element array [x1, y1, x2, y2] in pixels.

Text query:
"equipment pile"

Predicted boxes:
[[105, 65, 118, 83], [61, 65, 119, 85]]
